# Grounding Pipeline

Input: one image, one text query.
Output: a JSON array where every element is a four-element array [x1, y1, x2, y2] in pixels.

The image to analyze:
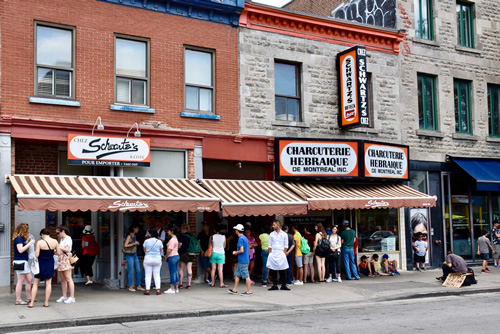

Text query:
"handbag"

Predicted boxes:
[[206, 245, 213, 258], [13, 261, 25, 271], [122, 245, 137, 255], [53, 254, 60, 270], [69, 254, 79, 264], [31, 258, 40, 275]]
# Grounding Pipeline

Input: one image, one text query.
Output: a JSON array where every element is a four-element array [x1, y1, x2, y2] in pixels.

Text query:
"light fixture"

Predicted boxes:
[[92, 116, 104, 135], [235, 162, 242, 169], [127, 122, 141, 138]]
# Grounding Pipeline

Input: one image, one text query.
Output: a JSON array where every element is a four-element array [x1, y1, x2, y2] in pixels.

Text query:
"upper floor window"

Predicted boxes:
[[414, 0, 433, 40], [115, 36, 149, 106], [488, 84, 500, 137], [184, 48, 214, 113], [35, 23, 74, 98], [417, 73, 438, 130], [275, 62, 301, 122], [454, 79, 472, 134], [456, 2, 474, 48]]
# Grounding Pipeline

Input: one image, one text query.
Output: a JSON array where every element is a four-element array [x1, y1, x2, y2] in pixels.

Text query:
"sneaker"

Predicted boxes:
[[416, 267, 421, 272], [262, 283, 267, 288], [481, 269, 487, 273], [375, 272, 380, 277], [394, 270, 401, 275], [241, 292, 253, 297], [337, 277, 342, 283], [175, 289, 180, 293], [164, 289, 176, 294], [205, 279, 212, 284], [268, 285, 279, 291], [227, 289, 238, 294], [332, 278, 339, 282], [486, 268, 491, 273], [293, 281, 304, 285], [494, 264, 499, 268], [85, 281, 93, 285], [136, 286, 145, 291], [436, 276, 443, 281], [280, 285, 291, 291], [325, 277, 333, 283], [421, 268, 426, 272], [64, 297, 76, 304], [56, 296, 68, 303]]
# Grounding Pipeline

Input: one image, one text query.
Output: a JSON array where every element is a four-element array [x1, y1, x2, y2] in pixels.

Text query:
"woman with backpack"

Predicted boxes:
[[314, 223, 328, 283], [81, 225, 99, 285], [326, 225, 342, 283]]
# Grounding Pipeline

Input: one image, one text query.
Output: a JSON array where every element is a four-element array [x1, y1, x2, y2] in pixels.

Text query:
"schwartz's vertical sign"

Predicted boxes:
[[68, 134, 151, 167], [337, 46, 369, 129]]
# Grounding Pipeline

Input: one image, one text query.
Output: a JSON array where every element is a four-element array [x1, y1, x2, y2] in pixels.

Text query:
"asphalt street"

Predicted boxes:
[[15, 292, 499, 334]]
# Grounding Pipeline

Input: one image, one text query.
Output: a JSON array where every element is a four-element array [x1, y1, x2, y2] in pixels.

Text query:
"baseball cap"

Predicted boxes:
[[245, 222, 252, 226], [233, 224, 244, 232], [382, 254, 389, 259], [361, 255, 369, 260], [342, 220, 350, 227]]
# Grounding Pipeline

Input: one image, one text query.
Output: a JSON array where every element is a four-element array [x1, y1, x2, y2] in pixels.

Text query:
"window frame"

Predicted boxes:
[[274, 60, 302, 122], [34, 22, 76, 99], [414, 0, 434, 40], [488, 84, 500, 138], [454, 79, 473, 134], [456, 1, 474, 48], [183, 46, 215, 114], [417, 73, 438, 131], [114, 34, 150, 107]]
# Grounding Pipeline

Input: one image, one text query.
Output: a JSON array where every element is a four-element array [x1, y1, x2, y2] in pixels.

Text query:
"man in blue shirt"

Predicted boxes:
[[227, 224, 252, 296]]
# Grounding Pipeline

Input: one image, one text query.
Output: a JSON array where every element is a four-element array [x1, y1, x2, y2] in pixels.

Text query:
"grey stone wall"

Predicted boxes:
[[398, 0, 500, 162], [239, 28, 403, 143]]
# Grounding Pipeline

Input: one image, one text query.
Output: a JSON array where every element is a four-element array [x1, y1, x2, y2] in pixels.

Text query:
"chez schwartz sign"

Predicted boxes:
[[337, 46, 369, 129], [68, 134, 151, 167], [275, 138, 409, 181]]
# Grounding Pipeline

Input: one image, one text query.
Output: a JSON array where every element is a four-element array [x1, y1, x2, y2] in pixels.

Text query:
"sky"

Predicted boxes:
[[252, 0, 290, 7]]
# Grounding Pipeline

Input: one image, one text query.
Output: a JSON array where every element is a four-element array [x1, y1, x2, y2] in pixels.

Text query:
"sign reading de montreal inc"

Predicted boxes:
[[68, 134, 150, 167], [276, 139, 409, 180]]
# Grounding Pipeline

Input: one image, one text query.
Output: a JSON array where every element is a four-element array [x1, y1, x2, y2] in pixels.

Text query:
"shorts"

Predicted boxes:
[[414, 254, 425, 263], [360, 268, 370, 276], [303, 252, 314, 264], [199, 255, 211, 269], [210, 252, 225, 264], [180, 253, 193, 264], [295, 256, 303, 268], [493, 244, 500, 259], [234, 262, 249, 279], [13, 260, 31, 275], [480, 253, 490, 260]]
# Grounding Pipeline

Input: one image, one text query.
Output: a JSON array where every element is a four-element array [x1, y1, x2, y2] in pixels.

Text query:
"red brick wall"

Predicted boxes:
[[285, 0, 345, 17], [0, 0, 239, 134], [14, 141, 59, 175]]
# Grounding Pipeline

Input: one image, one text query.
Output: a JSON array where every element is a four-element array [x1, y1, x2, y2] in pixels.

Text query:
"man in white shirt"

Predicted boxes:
[[266, 220, 289, 291]]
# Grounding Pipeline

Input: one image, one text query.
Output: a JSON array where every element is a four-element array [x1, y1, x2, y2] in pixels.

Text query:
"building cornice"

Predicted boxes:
[[240, 2, 405, 55]]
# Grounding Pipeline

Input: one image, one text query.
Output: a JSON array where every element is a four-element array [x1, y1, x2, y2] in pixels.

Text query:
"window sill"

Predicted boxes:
[[411, 38, 440, 47], [346, 127, 378, 134], [271, 120, 309, 128], [416, 129, 445, 138], [486, 136, 500, 143], [180, 112, 220, 120], [452, 133, 478, 141], [455, 45, 481, 55], [29, 97, 81, 107], [110, 104, 155, 114]]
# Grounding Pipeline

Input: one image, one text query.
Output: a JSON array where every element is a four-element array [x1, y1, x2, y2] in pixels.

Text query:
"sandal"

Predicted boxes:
[[179, 284, 184, 289], [43, 304, 49, 307], [186, 285, 191, 290], [156, 290, 161, 295], [15, 301, 28, 305], [144, 290, 150, 295], [210, 284, 215, 287], [220, 284, 228, 288], [128, 287, 136, 292]]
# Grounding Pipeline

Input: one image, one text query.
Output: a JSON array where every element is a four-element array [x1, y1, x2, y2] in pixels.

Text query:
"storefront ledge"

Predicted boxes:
[[455, 45, 482, 55], [347, 127, 379, 134], [486, 136, 500, 143], [452, 133, 479, 141], [411, 38, 440, 48], [271, 120, 309, 128], [180, 112, 220, 120], [29, 97, 81, 107], [416, 130, 445, 138], [110, 104, 155, 113]]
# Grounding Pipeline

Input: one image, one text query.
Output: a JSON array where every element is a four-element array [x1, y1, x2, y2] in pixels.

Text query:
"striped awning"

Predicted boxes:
[[198, 179, 308, 217], [8, 175, 220, 213], [284, 182, 436, 210]]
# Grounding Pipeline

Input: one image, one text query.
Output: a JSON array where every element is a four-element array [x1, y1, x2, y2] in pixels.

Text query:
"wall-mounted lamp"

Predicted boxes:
[[127, 122, 141, 138], [235, 162, 242, 169], [92, 116, 104, 135]]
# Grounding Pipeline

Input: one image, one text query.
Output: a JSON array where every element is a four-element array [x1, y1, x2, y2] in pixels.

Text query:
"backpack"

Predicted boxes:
[[300, 236, 310, 255], [315, 237, 331, 257], [462, 267, 477, 286], [186, 234, 201, 255]]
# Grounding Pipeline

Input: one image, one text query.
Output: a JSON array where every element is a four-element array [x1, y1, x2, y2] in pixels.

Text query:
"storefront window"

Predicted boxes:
[[62, 210, 91, 278], [357, 209, 399, 252], [449, 174, 471, 259], [493, 196, 500, 222], [409, 171, 428, 194], [472, 195, 489, 256]]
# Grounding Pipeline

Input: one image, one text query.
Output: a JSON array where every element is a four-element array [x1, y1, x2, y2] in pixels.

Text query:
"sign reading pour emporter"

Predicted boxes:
[[68, 134, 151, 167], [277, 140, 359, 177], [364, 142, 408, 179]]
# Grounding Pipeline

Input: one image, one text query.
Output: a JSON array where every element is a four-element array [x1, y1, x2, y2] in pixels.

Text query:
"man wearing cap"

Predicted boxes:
[[267, 220, 290, 291], [358, 255, 374, 277], [490, 220, 500, 267], [341, 220, 360, 280], [227, 224, 252, 296]]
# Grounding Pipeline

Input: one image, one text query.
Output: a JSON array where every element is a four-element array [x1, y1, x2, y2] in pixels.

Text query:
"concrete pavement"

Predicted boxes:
[[1, 267, 499, 333]]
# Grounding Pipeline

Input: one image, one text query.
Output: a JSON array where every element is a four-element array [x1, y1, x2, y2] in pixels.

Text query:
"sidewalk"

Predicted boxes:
[[1, 268, 499, 333]]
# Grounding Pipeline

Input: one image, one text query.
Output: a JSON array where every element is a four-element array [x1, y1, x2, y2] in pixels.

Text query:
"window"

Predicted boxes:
[[456, 2, 474, 48], [184, 48, 214, 113], [488, 84, 500, 137], [115, 37, 149, 106], [454, 79, 472, 134], [35, 23, 74, 98], [275, 62, 301, 121], [414, 0, 433, 40], [357, 209, 399, 252], [417, 73, 438, 130]]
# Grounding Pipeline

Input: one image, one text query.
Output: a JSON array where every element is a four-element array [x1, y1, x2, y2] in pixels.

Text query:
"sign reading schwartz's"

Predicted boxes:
[[68, 134, 150, 167], [275, 138, 409, 181]]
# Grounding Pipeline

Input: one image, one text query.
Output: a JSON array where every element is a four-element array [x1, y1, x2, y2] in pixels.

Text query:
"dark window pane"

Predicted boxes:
[[275, 63, 298, 96], [37, 68, 53, 95], [287, 99, 300, 121], [55, 70, 71, 97], [275, 96, 287, 120], [418, 76, 424, 128]]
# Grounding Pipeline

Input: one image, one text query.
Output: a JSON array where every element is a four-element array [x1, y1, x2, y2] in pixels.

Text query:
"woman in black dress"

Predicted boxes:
[[28, 228, 60, 308]]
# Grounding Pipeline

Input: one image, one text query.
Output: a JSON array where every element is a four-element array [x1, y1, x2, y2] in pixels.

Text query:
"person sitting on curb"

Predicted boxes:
[[381, 254, 400, 275], [371, 254, 390, 276], [359, 255, 374, 277], [436, 251, 468, 282]]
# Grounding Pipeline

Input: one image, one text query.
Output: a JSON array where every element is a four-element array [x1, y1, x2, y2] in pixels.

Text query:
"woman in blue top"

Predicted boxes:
[[124, 224, 144, 292], [143, 228, 163, 295], [12, 223, 35, 305]]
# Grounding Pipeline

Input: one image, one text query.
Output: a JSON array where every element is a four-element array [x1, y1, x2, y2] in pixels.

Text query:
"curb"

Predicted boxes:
[[388, 287, 500, 301]]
